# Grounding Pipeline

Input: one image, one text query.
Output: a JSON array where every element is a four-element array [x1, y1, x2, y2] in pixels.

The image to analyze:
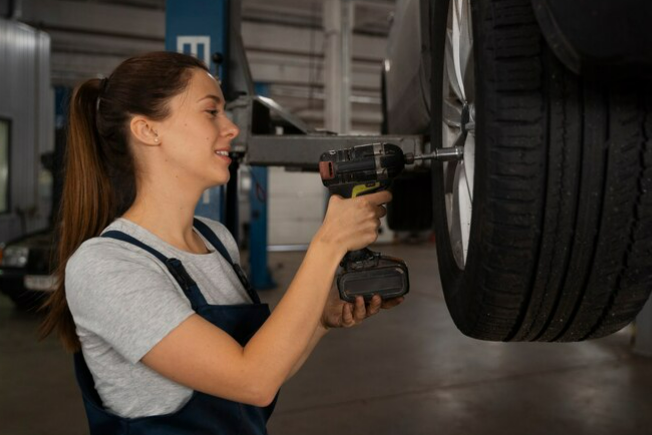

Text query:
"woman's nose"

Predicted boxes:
[[221, 116, 240, 140]]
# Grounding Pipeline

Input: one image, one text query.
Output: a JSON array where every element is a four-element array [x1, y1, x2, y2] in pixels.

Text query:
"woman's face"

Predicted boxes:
[[154, 68, 239, 189]]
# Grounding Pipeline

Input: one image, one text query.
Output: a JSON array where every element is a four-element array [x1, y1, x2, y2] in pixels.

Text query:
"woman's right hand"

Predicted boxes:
[[314, 190, 392, 255]]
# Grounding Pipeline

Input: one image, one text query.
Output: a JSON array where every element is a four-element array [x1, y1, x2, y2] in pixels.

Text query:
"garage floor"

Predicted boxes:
[[1, 242, 651, 435]]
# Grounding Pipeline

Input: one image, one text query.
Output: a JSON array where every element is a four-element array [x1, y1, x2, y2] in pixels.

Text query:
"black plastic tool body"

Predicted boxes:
[[319, 143, 410, 302]]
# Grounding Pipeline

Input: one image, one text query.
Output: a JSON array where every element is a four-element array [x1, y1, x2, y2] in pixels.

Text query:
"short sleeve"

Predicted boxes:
[[66, 239, 195, 364]]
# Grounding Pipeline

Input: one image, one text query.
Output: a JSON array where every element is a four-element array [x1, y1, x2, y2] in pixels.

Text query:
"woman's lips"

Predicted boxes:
[[214, 150, 232, 163]]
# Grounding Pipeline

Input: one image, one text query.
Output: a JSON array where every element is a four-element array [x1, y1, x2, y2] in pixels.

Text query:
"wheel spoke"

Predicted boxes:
[[443, 98, 463, 129], [444, 160, 459, 195], [456, 0, 474, 102], [455, 162, 472, 265], [451, 162, 472, 268], [451, 0, 468, 102], [463, 52, 475, 103], [445, 31, 465, 103], [463, 133, 475, 201]]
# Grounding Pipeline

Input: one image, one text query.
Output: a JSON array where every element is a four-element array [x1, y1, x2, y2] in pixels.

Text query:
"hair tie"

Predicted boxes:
[[96, 77, 109, 115]]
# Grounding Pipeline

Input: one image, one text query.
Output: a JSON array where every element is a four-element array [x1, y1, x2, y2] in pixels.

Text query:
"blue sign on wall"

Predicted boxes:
[[165, 0, 228, 78]]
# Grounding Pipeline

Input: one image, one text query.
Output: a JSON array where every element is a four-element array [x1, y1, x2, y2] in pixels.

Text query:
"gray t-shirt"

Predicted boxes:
[[66, 216, 252, 418]]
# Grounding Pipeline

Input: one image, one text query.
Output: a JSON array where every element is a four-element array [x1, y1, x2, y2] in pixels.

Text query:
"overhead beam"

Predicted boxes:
[[20, 0, 164, 40], [242, 21, 386, 62], [22, 1, 388, 61], [47, 29, 162, 58], [247, 51, 380, 90]]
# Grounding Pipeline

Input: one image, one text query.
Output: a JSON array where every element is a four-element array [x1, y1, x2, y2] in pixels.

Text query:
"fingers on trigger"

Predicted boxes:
[[343, 303, 354, 325]]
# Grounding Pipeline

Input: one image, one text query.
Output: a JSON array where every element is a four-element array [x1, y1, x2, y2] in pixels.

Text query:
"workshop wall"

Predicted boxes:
[[16, 0, 390, 132], [267, 168, 325, 246], [0, 19, 53, 243]]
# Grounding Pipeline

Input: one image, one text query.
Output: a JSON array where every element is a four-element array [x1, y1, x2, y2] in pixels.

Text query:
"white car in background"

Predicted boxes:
[[0, 228, 56, 311]]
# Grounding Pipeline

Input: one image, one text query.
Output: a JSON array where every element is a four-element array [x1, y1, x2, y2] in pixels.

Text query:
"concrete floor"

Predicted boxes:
[[1, 242, 651, 435]]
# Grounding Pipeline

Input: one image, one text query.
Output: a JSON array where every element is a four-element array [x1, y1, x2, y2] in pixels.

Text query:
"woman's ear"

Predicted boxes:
[[130, 116, 160, 146]]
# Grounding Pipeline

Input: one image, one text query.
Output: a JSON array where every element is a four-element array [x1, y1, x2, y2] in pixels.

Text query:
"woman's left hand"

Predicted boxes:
[[320, 287, 405, 329]]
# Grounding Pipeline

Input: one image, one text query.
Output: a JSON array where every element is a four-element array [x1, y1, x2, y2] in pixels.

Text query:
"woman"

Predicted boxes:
[[40, 51, 402, 434]]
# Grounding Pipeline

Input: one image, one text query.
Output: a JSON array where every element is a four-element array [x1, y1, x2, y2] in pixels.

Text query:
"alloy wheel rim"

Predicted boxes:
[[442, 0, 475, 270]]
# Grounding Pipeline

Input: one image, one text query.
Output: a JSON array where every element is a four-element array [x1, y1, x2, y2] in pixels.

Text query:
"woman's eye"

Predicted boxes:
[[206, 109, 219, 116]]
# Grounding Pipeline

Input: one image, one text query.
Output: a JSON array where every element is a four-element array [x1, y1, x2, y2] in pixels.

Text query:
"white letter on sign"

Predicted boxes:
[[176, 36, 211, 64]]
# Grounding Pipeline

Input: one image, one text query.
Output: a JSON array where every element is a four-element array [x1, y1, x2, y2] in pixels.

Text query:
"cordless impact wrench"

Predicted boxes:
[[319, 142, 439, 303]]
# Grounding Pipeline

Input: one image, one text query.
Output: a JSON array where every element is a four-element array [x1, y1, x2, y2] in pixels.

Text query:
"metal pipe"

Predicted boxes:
[[411, 146, 464, 162], [323, 0, 341, 133], [340, 0, 353, 133], [324, 0, 353, 134]]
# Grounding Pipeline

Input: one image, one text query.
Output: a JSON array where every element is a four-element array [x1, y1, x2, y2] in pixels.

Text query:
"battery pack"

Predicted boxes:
[[336, 251, 409, 302]]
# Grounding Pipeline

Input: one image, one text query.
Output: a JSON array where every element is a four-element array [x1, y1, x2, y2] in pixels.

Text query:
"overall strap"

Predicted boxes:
[[192, 218, 262, 305], [101, 231, 209, 310]]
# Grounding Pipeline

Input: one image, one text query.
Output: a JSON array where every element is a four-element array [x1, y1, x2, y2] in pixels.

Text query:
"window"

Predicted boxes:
[[0, 118, 9, 214]]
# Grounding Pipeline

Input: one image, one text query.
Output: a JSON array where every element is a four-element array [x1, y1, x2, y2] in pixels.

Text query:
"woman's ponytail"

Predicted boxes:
[[40, 79, 114, 352], [39, 51, 209, 351]]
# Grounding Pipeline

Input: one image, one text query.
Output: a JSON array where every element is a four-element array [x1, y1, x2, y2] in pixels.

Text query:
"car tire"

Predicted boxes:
[[431, 0, 652, 341]]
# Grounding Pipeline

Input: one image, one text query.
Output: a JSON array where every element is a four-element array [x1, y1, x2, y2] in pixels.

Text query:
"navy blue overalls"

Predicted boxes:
[[73, 218, 278, 435]]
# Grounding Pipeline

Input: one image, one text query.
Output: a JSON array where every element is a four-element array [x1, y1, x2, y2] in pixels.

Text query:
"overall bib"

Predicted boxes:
[[73, 218, 278, 435]]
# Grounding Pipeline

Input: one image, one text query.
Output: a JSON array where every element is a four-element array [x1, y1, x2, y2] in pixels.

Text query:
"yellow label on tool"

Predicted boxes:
[[352, 182, 381, 198]]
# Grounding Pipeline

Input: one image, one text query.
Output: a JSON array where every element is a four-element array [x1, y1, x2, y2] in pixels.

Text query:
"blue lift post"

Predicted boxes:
[[249, 82, 276, 290], [165, 0, 229, 224]]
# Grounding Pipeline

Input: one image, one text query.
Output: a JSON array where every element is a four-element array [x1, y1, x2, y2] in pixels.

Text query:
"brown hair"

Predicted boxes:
[[40, 52, 208, 351]]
